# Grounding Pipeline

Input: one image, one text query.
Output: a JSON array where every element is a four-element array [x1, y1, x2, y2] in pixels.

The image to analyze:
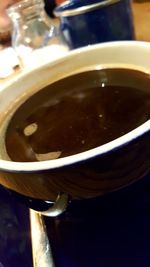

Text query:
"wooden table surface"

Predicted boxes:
[[133, 0, 150, 41]]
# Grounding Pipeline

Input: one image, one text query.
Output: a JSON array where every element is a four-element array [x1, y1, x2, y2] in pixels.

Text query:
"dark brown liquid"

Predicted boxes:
[[5, 68, 150, 162]]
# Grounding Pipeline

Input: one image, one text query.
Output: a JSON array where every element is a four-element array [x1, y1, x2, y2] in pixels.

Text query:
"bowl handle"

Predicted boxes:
[[35, 193, 69, 217]]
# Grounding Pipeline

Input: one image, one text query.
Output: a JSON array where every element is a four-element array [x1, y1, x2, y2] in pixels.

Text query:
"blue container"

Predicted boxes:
[[54, 0, 135, 49]]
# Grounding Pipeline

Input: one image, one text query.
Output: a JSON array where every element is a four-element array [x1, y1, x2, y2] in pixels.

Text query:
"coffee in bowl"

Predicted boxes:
[[0, 41, 150, 215], [2, 67, 150, 163]]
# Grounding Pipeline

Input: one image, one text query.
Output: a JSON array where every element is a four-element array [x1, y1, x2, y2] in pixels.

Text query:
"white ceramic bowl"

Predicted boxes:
[[0, 41, 149, 216]]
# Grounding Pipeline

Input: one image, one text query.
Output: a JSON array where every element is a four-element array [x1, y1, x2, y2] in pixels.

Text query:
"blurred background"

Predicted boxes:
[[0, 0, 150, 48], [0, 0, 57, 45]]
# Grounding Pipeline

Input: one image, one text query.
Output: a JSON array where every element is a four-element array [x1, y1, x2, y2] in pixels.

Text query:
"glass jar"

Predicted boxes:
[[7, 0, 68, 69]]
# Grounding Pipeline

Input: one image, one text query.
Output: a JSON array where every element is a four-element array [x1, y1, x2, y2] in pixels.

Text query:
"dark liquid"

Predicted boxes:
[[5, 68, 150, 162]]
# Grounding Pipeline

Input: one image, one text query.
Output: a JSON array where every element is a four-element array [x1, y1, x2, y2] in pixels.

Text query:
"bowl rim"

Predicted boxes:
[[0, 40, 150, 173]]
